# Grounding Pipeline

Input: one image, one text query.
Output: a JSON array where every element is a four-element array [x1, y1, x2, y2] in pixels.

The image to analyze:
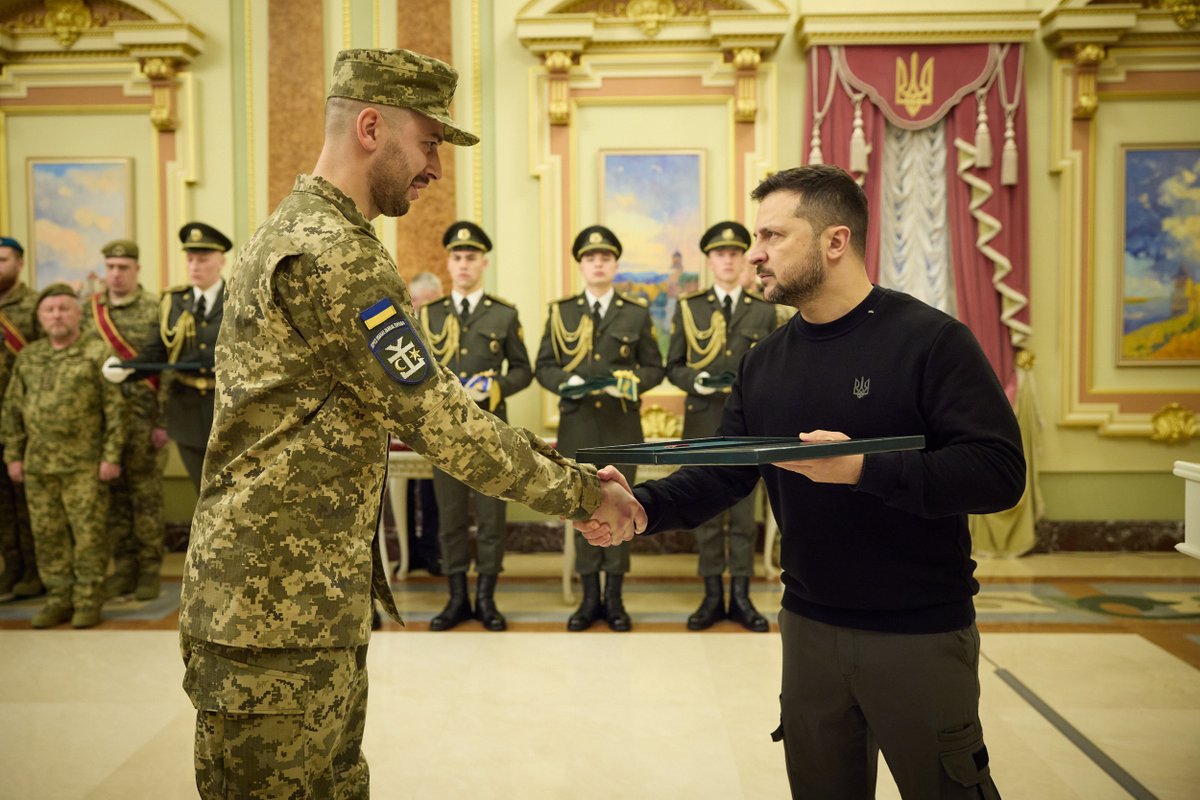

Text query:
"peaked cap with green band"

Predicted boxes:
[[327, 48, 479, 147]]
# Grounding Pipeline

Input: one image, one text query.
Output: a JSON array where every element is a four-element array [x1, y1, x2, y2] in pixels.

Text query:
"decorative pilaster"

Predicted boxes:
[[732, 47, 761, 123], [545, 50, 574, 126], [1071, 43, 1105, 119], [141, 57, 179, 132]]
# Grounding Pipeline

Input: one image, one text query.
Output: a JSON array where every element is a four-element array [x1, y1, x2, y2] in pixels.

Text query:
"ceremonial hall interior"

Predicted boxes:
[[1, 1, 1198, 798]]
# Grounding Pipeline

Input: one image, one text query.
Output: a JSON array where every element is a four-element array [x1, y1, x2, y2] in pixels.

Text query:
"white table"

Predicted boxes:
[[377, 447, 780, 603]]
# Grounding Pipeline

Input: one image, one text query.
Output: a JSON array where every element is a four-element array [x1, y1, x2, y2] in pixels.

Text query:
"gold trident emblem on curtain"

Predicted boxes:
[[895, 52, 934, 116]]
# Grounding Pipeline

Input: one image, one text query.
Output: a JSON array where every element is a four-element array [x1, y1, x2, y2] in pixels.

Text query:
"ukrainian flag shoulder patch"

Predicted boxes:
[[358, 298, 431, 385]]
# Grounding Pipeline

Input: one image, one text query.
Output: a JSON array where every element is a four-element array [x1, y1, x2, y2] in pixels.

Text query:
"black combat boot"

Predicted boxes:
[[687, 576, 727, 631], [728, 576, 769, 632], [567, 573, 603, 631], [429, 572, 473, 631], [474, 573, 507, 631], [603, 573, 632, 632]]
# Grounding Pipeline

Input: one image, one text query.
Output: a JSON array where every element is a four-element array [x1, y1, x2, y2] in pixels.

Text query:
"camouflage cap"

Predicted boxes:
[[327, 49, 479, 147], [36, 282, 79, 307], [101, 239, 139, 260], [699, 221, 751, 254]]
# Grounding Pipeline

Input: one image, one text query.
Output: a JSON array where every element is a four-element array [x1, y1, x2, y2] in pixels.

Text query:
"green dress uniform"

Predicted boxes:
[[83, 283, 168, 597], [0, 280, 39, 597], [128, 282, 222, 492], [420, 291, 532, 576], [1, 324, 125, 626], [667, 286, 777, 578], [180, 171, 601, 797]]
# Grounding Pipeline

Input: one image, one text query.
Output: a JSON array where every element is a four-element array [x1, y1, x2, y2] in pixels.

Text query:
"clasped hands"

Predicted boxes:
[[574, 466, 647, 548]]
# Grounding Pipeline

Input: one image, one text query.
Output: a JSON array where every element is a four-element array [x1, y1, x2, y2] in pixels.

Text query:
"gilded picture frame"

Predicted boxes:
[[599, 149, 707, 361], [26, 157, 134, 292], [1118, 144, 1200, 366]]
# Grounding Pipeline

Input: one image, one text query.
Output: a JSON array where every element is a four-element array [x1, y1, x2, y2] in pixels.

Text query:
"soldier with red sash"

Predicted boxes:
[[0, 236, 42, 602], [84, 239, 169, 601]]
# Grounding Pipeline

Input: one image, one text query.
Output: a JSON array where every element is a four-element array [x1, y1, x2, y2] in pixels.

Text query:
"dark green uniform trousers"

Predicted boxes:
[[778, 609, 1000, 799], [431, 467, 506, 575], [182, 635, 370, 800], [694, 491, 757, 577]]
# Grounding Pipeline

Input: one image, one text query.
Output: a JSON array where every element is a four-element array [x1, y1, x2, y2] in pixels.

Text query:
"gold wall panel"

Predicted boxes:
[[267, 0, 327, 213]]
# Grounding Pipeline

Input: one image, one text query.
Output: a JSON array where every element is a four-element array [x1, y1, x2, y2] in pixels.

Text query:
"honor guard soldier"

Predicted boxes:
[[536, 224, 665, 631], [84, 240, 169, 601], [667, 221, 777, 631], [103, 222, 232, 493], [418, 221, 532, 630], [0, 236, 42, 601], [2, 284, 125, 628]]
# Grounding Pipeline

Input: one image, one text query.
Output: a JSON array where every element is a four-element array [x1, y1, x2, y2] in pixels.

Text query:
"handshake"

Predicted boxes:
[[573, 465, 648, 548]]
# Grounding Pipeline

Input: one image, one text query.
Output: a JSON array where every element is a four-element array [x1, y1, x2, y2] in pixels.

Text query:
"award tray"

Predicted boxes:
[[576, 435, 925, 466]]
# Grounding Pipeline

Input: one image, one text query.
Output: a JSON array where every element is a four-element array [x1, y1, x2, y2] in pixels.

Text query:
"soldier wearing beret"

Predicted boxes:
[[177, 49, 637, 798], [2, 284, 125, 628], [418, 221, 532, 631], [667, 221, 777, 632], [0, 236, 43, 601], [83, 240, 169, 601], [103, 222, 232, 494], [535, 224, 665, 632]]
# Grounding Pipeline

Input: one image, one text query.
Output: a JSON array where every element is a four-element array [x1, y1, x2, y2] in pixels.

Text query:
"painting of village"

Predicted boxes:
[[601, 150, 706, 358], [1120, 146, 1200, 365]]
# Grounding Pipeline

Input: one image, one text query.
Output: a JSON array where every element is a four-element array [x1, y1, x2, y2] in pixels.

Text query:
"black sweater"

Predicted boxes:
[[634, 287, 1025, 634]]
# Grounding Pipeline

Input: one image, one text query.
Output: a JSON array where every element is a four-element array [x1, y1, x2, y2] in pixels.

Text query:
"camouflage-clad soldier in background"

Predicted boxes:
[[667, 221, 777, 632], [419, 221, 532, 631], [103, 222, 232, 494], [0, 236, 42, 601], [535, 225, 665, 632], [84, 239, 169, 601], [178, 49, 638, 799], [2, 284, 124, 628]]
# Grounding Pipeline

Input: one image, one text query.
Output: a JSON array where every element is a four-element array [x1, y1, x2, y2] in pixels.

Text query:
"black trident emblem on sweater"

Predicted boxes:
[[853, 377, 870, 399]]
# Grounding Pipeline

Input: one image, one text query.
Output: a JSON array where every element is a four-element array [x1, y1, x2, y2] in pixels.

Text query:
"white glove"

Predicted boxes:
[[466, 385, 489, 402], [693, 371, 717, 396], [603, 384, 623, 398], [102, 355, 134, 384], [565, 375, 585, 387]]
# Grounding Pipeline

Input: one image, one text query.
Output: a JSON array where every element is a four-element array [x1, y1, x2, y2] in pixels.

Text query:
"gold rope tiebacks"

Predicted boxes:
[[680, 299, 726, 370], [159, 294, 195, 364], [550, 303, 593, 373], [419, 305, 460, 367]]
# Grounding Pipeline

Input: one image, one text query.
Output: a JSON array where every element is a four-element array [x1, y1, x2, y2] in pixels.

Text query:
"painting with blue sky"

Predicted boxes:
[[601, 151, 705, 357], [1121, 147, 1200, 364], [28, 159, 132, 290]]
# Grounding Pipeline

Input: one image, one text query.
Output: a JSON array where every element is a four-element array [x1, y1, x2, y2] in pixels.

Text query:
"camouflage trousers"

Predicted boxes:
[[108, 423, 167, 578], [694, 490, 758, 578], [0, 463, 36, 585], [25, 470, 111, 608], [181, 635, 370, 800]]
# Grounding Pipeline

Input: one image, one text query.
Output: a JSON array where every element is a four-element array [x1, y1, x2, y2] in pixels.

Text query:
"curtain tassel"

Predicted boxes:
[[1001, 116, 1018, 186], [974, 90, 992, 168], [808, 125, 824, 165], [849, 99, 869, 174]]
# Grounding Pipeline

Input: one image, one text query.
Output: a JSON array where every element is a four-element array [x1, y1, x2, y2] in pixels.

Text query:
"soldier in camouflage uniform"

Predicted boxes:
[[667, 222, 777, 632], [535, 225, 665, 632], [0, 236, 42, 601], [2, 284, 125, 628], [419, 221, 532, 631], [103, 223, 232, 495], [177, 49, 637, 799], [84, 239, 169, 601]]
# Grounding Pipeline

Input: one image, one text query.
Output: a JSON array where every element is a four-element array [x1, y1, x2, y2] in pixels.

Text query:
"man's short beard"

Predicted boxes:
[[368, 138, 413, 218], [766, 244, 824, 308]]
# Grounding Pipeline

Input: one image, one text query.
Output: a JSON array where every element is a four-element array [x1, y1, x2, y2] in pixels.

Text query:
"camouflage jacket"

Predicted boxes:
[[0, 283, 39, 423], [418, 292, 532, 419], [81, 287, 164, 427], [180, 173, 602, 649], [1, 336, 125, 473]]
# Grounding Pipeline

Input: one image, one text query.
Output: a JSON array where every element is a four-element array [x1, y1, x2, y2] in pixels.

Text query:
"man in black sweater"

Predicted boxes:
[[582, 164, 1024, 799]]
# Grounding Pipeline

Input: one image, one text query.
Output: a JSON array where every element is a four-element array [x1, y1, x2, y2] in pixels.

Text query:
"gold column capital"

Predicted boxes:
[[1071, 43, 1105, 120], [1151, 403, 1198, 445]]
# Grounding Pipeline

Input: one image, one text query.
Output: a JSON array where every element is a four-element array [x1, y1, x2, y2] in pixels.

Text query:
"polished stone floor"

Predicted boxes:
[[1, 552, 1198, 799]]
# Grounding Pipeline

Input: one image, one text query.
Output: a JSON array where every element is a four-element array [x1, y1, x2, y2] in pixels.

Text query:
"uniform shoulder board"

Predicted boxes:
[[485, 293, 515, 309], [552, 293, 581, 306], [618, 292, 648, 307], [681, 288, 709, 301], [166, 283, 192, 295]]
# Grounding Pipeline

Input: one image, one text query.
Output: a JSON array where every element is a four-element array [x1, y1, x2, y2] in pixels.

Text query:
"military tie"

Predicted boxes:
[[194, 294, 207, 320], [460, 297, 470, 321], [592, 300, 602, 325], [722, 294, 733, 323]]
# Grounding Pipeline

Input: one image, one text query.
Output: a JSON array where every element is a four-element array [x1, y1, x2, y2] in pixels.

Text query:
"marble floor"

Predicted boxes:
[[1, 552, 1198, 799]]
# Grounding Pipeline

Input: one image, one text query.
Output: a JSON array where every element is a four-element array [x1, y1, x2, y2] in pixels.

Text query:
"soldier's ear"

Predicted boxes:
[[356, 107, 385, 153]]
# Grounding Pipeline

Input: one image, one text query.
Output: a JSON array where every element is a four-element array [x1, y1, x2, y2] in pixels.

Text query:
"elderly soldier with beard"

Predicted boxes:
[[0, 237, 42, 602], [177, 49, 639, 798]]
